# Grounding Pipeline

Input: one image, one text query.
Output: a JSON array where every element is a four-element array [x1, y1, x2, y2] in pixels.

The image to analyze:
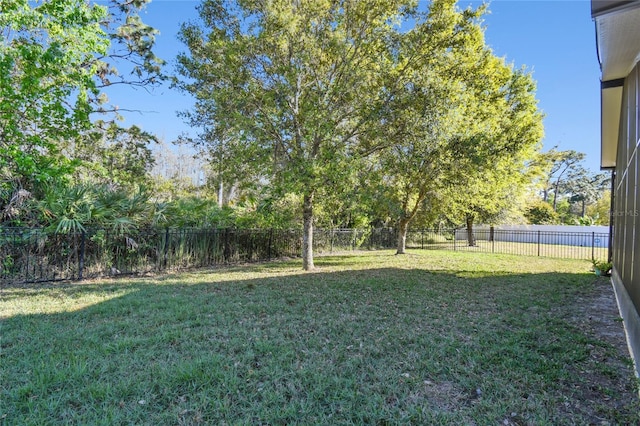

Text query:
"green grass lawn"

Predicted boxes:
[[1, 250, 638, 425]]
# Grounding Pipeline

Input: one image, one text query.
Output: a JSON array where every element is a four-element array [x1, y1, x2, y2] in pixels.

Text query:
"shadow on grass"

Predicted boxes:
[[1, 262, 638, 425]]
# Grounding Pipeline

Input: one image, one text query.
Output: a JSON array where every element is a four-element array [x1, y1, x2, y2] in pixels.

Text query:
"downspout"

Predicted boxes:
[[608, 170, 615, 263]]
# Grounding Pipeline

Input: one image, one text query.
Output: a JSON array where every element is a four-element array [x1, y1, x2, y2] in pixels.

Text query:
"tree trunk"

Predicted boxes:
[[218, 180, 224, 208], [396, 218, 410, 254], [552, 182, 559, 211], [302, 192, 315, 270], [466, 215, 476, 247]]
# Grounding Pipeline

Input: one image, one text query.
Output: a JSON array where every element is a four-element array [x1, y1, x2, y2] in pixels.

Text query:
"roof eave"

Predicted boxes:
[[592, 0, 640, 169]]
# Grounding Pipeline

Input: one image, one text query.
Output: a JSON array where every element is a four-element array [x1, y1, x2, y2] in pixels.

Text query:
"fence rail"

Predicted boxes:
[[404, 228, 609, 260], [0, 227, 609, 284]]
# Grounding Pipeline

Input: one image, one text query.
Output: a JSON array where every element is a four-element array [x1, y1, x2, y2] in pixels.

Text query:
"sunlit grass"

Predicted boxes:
[[1, 250, 638, 425]]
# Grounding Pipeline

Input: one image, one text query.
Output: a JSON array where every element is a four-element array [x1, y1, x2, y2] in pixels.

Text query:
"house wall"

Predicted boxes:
[[613, 62, 640, 312], [612, 61, 640, 372]]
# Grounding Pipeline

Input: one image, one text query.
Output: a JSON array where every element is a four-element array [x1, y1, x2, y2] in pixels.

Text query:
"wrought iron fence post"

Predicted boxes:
[[26, 230, 30, 282], [224, 228, 230, 262], [591, 232, 595, 261], [421, 230, 424, 250], [491, 227, 495, 254], [163, 227, 170, 270], [330, 229, 334, 253], [78, 230, 85, 281], [537, 230, 541, 257], [268, 229, 273, 260], [454, 230, 457, 251]]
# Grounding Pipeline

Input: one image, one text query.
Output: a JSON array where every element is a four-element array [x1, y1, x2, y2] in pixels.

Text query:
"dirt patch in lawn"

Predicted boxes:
[[561, 276, 640, 423]]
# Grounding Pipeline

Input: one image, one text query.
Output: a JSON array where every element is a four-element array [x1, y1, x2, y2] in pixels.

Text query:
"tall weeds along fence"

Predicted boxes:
[[0, 227, 608, 284]]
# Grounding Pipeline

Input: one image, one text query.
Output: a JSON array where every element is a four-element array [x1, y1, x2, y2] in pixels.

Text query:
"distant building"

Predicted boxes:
[[592, 0, 640, 375]]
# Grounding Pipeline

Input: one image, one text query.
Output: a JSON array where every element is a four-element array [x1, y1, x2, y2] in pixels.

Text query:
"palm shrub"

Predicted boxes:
[[29, 183, 157, 275], [93, 186, 153, 234], [37, 184, 94, 234], [35, 183, 152, 233]]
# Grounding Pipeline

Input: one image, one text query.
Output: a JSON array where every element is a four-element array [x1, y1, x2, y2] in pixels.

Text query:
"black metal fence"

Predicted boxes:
[[0, 227, 609, 284], [0, 227, 303, 284], [404, 228, 609, 261]]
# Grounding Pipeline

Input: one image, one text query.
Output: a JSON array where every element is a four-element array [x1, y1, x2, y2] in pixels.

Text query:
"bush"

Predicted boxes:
[[524, 201, 559, 225]]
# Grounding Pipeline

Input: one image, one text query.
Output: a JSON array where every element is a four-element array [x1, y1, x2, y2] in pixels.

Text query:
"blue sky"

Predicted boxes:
[[107, 0, 603, 172]]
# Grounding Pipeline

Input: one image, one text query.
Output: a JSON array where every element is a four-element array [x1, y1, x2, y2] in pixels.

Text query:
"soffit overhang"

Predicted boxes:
[[592, 1, 640, 169]]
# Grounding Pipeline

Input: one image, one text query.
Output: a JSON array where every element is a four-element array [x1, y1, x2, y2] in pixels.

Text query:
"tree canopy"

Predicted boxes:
[[332, 0, 543, 252], [527, 148, 611, 225], [178, 0, 420, 269], [176, 0, 546, 267], [1, 0, 163, 226]]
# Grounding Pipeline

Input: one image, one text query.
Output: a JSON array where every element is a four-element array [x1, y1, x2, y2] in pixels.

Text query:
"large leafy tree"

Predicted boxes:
[[449, 151, 541, 246], [373, 0, 543, 253], [534, 149, 609, 223], [177, 0, 425, 270], [539, 149, 585, 211], [0, 0, 163, 223], [447, 69, 544, 246], [561, 166, 609, 218], [586, 189, 611, 225], [72, 124, 158, 190]]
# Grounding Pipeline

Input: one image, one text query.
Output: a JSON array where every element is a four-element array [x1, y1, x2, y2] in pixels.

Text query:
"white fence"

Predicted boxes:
[[455, 225, 610, 248]]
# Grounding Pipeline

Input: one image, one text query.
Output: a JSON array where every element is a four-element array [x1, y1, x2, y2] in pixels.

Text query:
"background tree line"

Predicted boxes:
[[1, 0, 608, 270]]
